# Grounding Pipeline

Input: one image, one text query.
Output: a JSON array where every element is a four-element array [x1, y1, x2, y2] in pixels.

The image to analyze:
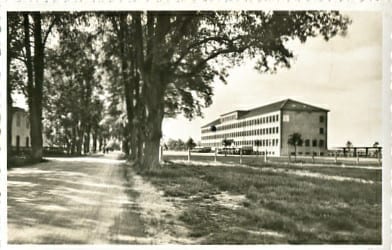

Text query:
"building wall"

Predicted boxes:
[[12, 110, 30, 148], [280, 110, 328, 156], [201, 111, 281, 156]]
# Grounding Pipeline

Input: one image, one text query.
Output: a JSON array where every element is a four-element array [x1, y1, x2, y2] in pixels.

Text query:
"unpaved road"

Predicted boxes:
[[8, 153, 188, 244]]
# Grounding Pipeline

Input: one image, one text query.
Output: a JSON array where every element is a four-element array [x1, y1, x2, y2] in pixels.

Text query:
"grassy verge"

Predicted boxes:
[[141, 162, 381, 244], [163, 155, 381, 182]]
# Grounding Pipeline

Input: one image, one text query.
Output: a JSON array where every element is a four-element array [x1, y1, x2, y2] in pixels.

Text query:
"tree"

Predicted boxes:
[[43, 16, 104, 156], [288, 133, 303, 162], [222, 138, 234, 147], [7, 12, 60, 162], [222, 138, 234, 156], [125, 11, 350, 171], [7, 11, 351, 170], [373, 141, 379, 147], [186, 138, 197, 150], [7, 13, 24, 158]]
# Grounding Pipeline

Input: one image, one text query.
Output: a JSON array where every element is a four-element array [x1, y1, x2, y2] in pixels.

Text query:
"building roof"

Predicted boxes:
[[201, 118, 221, 128], [201, 99, 329, 128]]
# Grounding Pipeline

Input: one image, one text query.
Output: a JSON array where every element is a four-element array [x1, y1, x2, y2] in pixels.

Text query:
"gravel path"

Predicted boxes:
[[8, 154, 153, 244]]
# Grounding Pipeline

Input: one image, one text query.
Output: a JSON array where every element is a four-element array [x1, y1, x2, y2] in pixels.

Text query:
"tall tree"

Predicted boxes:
[[186, 138, 197, 150], [44, 22, 103, 155], [127, 11, 350, 170], [7, 13, 24, 158], [13, 12, 59, 162]]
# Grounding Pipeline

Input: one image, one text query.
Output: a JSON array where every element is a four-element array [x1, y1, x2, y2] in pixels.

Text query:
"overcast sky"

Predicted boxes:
[[162, 11, 382, 147], [13, 11, 381, 148]]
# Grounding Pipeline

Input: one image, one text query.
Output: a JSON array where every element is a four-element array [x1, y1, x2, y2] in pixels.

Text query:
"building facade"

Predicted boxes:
[[11, 107, 30, 151], [201, 99, 328, 156]]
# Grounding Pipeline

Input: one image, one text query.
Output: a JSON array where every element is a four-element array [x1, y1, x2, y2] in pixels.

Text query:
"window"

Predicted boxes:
[[319, 140, 324, 147], [320, 116, 324, 123], [26, 137, 29, 147], [16, 113, 21, 127], [276, 127, 279, 133], [276, 115, 279, 122], [305, 139, 310, 147], [319, 128, 324, 134], [26, 119, 29, 129], [312, 140, 317, 147]]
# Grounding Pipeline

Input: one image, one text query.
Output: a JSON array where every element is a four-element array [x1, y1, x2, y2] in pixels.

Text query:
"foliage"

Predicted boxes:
[[7, 11, 351, 167], [222, 138, 234, 147], [186, 138, 197, 150], [288, 133, 303, 160], [166, 138, 187, 151]]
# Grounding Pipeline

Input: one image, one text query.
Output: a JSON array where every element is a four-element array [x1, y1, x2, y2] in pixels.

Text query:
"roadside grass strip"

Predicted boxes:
[[141, 162, 381, 244]]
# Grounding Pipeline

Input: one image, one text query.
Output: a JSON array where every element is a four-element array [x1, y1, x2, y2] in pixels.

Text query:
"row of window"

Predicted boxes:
[[221, 114, 237, 123], [202, 114, 280, 133], [202, 138, 279, 148], [293, 139, 324, 148], [202, 138, 325, 148], [202, 114, 326, 134], [202, 127, 279, 140]]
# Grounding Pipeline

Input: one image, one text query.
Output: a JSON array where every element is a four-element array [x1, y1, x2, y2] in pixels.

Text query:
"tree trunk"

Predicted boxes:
[[99, 136, 103, 151], [75, 124, 84, 155], [92, 129, 97, 152], [294, 145, 297, 162], [24, 13, 42, 162], [84, 128, 90, 154], [7, 33, 13, 158], [29, 13, 44, 162], [141, 73, 165, 171]]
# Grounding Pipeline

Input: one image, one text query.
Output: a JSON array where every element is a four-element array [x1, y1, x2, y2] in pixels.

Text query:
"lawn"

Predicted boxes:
[[140, 161, 382, 244]]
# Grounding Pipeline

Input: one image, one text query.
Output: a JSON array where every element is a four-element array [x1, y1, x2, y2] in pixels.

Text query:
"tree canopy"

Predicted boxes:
[[7, 11, 351, 169]]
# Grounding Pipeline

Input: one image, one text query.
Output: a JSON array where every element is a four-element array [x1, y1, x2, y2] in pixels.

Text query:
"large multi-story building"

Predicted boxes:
[[200, 99, 329, 156]]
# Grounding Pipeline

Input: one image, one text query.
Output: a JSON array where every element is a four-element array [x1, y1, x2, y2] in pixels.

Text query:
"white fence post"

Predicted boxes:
[[240, 148, 242, 164], [214, 148, 217, 162], [159, 145, 162, 162]]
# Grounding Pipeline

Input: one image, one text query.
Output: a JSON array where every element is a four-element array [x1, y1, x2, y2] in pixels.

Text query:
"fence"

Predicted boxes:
[[162, 150, 382, 167]]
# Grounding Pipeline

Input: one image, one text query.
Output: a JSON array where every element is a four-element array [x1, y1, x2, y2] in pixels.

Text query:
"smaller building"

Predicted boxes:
[[11, 107, 30, 152]]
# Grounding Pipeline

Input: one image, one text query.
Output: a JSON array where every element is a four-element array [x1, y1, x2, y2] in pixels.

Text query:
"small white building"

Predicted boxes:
[[11, 107, 30, 151]]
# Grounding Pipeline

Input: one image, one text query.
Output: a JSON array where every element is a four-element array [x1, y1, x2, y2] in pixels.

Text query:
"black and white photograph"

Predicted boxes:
[[3, 2, 391, 248]]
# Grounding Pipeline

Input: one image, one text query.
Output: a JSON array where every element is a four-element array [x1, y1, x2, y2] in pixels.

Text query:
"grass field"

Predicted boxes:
[[140, 159, 382, 244]]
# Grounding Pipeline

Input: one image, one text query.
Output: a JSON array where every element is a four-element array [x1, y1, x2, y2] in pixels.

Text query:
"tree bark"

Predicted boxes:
[[7, 29, 13, 158], [83, 127, 90, 154], [92, 129, 97, 152], [28, 13, 44, 162]]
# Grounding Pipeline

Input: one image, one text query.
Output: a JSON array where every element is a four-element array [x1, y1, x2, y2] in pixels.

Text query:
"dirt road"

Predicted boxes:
[[8, 153, 188, 244]]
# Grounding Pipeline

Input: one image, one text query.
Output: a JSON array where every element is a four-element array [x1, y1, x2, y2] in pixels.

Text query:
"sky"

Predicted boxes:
[[13, 11, 382, 148], [162, 11, 382, 147]]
